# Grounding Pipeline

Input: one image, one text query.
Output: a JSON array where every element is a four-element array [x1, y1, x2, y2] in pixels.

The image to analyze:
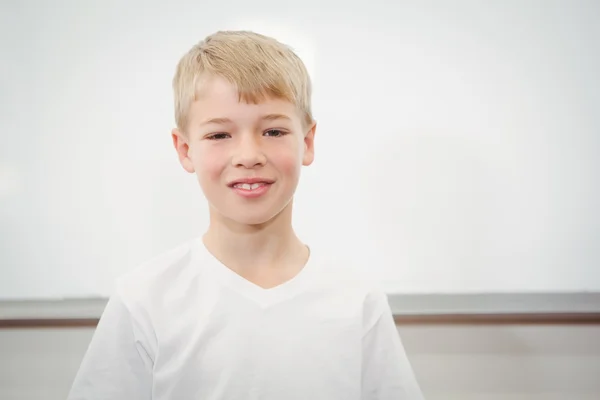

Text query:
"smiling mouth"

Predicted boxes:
[[227, 177, 275, 187], [232, 182, 270, 190], [229, 180, 273, 198]]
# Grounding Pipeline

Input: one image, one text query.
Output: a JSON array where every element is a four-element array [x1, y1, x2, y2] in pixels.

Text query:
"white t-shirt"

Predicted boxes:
[[68, 237, 423, 400]]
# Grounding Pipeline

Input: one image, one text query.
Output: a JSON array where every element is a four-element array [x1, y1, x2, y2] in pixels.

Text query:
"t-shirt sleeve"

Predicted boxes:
[[361, 290, 424, 400], [67, 289, 154, 400]]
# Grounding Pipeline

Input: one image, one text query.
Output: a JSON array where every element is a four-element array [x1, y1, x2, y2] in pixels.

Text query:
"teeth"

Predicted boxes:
[[234, 183, 264, 190]]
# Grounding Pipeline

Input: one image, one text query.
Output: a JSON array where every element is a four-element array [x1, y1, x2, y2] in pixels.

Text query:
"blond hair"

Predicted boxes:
[[172, 30, 313, 132]]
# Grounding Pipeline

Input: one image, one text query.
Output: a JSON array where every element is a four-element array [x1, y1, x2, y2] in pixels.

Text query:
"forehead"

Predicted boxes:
[[190, 76, 301, 126]]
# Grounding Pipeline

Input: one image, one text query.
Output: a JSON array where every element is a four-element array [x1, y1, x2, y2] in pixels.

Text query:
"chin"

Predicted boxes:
[[208, 192, 294, 227], [216, 199, 292, 227], [227, 209, 280, 226]]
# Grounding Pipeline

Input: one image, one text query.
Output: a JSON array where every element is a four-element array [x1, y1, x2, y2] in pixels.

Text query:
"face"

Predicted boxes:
[[172, 76, 316, 226]]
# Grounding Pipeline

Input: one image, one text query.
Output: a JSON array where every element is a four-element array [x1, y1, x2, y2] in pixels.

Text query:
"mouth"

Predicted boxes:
[[231, 182, 271, 190], [227, 178, 275, 187], [227, 178, 275, 198]]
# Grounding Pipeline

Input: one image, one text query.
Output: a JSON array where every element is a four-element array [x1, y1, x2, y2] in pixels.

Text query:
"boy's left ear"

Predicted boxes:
[[302, 121, 316, 166]]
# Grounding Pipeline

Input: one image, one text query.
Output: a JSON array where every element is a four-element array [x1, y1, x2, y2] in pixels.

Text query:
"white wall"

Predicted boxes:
[[1, 0, 599, 299]]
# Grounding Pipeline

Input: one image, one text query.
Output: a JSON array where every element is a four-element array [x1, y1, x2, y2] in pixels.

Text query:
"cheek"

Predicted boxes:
[[271, 141, 303, 178], [193, 145, 226, 183]]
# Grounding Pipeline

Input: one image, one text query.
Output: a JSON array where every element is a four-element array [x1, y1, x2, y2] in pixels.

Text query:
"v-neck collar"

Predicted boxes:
[[191, 237, 316, 308]]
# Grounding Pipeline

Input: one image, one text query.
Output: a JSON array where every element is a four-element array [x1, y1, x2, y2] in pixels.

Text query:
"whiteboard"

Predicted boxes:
[[1, 0, 599, 300]]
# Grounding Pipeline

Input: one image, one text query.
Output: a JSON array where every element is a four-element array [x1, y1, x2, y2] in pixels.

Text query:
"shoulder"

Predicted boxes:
[[112, 237, 201, 309], [311, 251, 391, 329], [313, 250, 386, 296]]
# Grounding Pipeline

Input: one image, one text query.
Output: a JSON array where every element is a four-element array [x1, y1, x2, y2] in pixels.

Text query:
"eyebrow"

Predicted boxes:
[[260, 113, 292, 122], [200, 114, 292, 127], [200, 117, 233, 126]]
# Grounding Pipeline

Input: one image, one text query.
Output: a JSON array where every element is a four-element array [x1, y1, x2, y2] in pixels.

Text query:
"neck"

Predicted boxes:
[[202, 201, 307, 273]]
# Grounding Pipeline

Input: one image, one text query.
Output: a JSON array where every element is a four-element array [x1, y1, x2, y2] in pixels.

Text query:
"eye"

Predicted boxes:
[[264, 129, 287, 137], [207, 132, 230, 140]]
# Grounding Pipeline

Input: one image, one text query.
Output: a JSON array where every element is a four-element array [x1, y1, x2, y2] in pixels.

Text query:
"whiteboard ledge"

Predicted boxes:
[[1, 293, 600, 321]]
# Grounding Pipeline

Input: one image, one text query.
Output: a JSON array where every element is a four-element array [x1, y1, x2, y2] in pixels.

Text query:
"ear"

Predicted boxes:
[[172, 128, 195, 173], [302, 121, 316, 166]]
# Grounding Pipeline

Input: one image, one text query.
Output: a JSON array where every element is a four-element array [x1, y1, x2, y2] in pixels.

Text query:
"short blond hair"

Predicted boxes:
[[172, 30, 313, 132]]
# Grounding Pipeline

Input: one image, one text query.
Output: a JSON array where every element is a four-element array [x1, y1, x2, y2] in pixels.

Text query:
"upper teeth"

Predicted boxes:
[[235, 183, 264, 190]]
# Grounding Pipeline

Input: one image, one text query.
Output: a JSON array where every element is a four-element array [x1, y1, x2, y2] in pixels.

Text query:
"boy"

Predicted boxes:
[[68, 30, 423, 399]]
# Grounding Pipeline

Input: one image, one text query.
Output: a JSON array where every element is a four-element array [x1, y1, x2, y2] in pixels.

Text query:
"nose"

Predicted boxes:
[[231, 134, 267, 168]]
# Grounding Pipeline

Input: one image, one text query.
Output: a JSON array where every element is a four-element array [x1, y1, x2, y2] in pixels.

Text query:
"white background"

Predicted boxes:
[[1, 0, 599, 299]]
